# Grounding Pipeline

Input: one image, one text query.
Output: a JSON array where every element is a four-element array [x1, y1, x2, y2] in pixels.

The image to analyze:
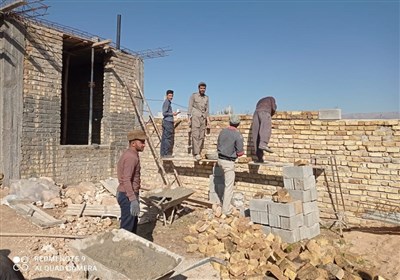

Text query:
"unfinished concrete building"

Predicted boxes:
[[0, 10, 144, 186]]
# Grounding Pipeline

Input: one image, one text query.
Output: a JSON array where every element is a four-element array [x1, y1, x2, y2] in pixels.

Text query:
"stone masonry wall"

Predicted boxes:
[[20, 22, 142, 184], [140, 112, 400, 226]]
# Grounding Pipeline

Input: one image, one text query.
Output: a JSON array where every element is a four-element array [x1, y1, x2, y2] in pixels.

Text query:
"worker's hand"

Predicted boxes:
[[130, 199, 140, 216]]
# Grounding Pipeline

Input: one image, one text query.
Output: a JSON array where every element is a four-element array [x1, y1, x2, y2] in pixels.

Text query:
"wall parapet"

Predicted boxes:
[[141, 112, 400, 226]]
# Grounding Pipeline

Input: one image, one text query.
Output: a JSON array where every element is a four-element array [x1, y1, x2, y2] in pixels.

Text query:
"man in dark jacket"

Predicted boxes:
[[160, 90, 180, 158], [252, 96, 277, 162]]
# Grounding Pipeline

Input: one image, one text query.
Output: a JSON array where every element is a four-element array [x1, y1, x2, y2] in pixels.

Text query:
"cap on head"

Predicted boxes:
[[127, 130, 148, 141], [229, 114, 240, 125], [198, 82, 207, 87]]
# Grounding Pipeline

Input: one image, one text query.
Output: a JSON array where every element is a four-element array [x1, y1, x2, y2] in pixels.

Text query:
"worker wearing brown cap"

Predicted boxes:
[[116, 130, 147, 233], [188, 82, 210, 161], [252, 96, 277, 162]]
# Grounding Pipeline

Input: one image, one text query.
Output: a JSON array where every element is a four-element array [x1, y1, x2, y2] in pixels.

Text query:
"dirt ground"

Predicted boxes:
[[0, 188, 399, 280]]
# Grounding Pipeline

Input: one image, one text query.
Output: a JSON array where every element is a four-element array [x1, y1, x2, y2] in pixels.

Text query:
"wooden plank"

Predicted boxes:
[[100, 178, 118, 195], [65, 204, 120, 218], [185, 198, 213, 208], [161, 157, 195, 162], [11, 204, 63, 228], [248, 161, 293, 167]]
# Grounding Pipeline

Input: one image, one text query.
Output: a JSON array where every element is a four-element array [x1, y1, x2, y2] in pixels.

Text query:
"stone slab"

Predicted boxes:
[[318, 108, 341, 120]]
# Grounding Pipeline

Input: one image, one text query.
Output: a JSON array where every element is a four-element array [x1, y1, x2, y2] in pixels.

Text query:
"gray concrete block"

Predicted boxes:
[[299, 226, 310, 240], [280, 214, 304, 230], [293, 175, 316, 191], [287, 189, 312, 202], [303, 211, 320, 227], [309, 223, 321, 238], [268, 213, 280, 228], [271, 227, 300, 243], [262, 225, 272, 235], [283, 178, 295, 190], [249, 199, 271, 224], [249, 198, 272, 211], [302, 201, 319, 214], [318, 108, 342, 120], [310, 187, 318, 201], [269, 200, 302, 217], [250, 210, 269, 225], [283, 166, 313, 179], [250, 210, 261, 224]]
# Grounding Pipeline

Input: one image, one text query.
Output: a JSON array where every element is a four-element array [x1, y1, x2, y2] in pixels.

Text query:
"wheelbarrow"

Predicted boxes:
[[141, 187, 195, 226], [69, 229, 226, 280]]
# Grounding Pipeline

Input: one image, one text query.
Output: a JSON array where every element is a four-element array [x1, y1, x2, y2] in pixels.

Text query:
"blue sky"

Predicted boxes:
[[43, 0, 399, 114]]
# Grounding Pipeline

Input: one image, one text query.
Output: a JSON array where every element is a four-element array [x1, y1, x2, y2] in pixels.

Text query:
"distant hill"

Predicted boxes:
[[342, 112, 399, 119]]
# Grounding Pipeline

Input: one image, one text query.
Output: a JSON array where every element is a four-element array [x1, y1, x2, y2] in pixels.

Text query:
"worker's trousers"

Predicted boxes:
[[252, 110, 272, 160], [191, 115, 206, 155], [117, 192, 138, 234], [160, 120, 174, 156], [217, 158, 235, 215]]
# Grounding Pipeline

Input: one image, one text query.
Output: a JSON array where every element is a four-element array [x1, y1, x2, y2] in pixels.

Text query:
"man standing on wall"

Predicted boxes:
[[252, 96, 277, 163], [116, 130, 147, 234], [160, 90, 180, 158], [188, 82, 210, 161], [217, 115, 244, 215]]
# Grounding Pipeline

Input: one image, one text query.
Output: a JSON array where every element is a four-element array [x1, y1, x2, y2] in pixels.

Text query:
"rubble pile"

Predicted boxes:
[[184, 207, 372, 280]]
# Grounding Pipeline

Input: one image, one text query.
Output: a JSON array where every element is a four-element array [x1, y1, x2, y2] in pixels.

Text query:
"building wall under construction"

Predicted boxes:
[[140, 112, 400, 226], [0, 19, 143, 185]]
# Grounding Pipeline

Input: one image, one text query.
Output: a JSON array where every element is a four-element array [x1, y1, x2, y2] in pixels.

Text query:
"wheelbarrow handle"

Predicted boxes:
[[171, 257, 227, 277]]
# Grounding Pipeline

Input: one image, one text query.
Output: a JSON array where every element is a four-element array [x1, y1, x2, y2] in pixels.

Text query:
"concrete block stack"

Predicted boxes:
[[249, 166, 320, 243], [283, 166, 321, 240]]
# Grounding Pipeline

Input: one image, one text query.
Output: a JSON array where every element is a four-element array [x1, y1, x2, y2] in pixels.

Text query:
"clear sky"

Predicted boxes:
[[42, 0, 399, 115]]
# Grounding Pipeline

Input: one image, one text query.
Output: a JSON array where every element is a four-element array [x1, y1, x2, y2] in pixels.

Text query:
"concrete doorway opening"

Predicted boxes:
[[61, 37, 105, 145]]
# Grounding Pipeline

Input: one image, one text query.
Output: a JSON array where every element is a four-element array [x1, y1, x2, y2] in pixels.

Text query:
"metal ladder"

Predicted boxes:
[[122, 79, 182, 188], [313, 155, 347, 236]]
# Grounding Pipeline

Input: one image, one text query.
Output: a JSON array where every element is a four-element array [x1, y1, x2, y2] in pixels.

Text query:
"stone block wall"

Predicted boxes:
[[140, 112, 400, 226], [19, 22, 142, 183]]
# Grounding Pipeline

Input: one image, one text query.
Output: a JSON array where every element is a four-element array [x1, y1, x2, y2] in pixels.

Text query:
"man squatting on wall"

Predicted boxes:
[[160, 89, 180, 158], [188, 82, 210, 161], [116, 130, 147, 234], [217, 115, 244, 215], [252, 96, 277, 163]]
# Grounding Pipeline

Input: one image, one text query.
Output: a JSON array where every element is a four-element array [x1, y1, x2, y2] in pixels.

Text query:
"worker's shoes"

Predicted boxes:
[[194, 154, 202, 161], [254, 158, 264, 163], [259, 146, 274, 153]]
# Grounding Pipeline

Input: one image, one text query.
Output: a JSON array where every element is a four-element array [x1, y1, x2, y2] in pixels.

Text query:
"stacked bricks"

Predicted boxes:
[[249, 166, 320, 243]]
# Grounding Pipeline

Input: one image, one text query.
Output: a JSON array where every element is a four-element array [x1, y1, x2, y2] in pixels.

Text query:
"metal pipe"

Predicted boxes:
[[88, 47, 94, 145], [116, 14, 121, 50]]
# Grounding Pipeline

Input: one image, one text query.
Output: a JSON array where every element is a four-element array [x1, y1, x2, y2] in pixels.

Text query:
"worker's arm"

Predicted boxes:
[[235, 134, 245, 157], [206, 96, 210, 128]]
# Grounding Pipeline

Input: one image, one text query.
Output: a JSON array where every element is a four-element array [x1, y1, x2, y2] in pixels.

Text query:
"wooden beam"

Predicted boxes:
[[0, 232, 86, 239], [185, 198, 213, 208], [92, 39, 111, 47], [0, 0, 26, 13]]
